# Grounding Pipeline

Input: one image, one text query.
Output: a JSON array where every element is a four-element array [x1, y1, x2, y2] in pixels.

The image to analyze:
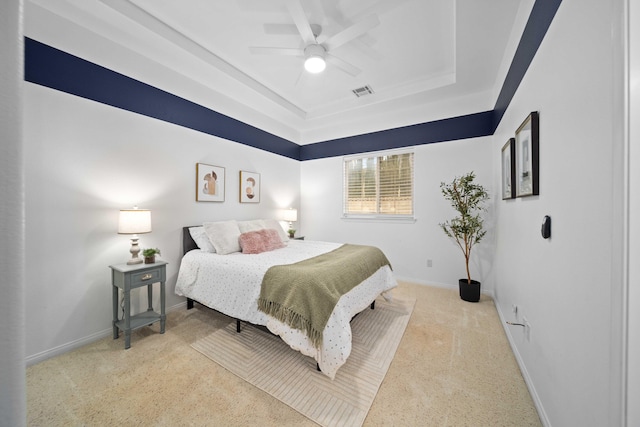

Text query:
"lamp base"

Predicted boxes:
[[127, 236, 143, 265]]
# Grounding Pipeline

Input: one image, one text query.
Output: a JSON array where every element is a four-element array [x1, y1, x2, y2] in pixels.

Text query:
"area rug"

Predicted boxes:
[[191, 296, 415, 427]]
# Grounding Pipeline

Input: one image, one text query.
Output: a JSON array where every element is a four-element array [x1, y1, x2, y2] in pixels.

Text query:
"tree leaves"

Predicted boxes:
[[439, 172, 489, 283]]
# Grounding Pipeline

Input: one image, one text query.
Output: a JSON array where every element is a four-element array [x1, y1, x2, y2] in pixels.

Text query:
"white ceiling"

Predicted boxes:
[[27, 0, 528, 144]]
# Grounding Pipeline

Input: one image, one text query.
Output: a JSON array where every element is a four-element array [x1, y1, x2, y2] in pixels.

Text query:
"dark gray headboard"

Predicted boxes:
[[182, 226, 199, 256]]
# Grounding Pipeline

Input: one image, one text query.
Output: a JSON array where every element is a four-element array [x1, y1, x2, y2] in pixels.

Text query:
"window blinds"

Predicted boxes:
[[343, 152, 414, 217]]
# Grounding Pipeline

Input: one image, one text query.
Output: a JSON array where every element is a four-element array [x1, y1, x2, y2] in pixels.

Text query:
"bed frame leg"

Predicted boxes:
[[187, 298, 194, 310], [371, 300, 375, 310], [236, 319, 241, 333], [317, 363, 321, 372]]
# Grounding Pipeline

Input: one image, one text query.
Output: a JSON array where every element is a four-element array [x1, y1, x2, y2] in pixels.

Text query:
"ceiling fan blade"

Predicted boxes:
[[264, 23, 323, 37], [326, 54, 361, 77], [286, 0, 317, 45], [249, 47, 304, 56], [323, 14, 380, 51], [350, 39, 384, 61]]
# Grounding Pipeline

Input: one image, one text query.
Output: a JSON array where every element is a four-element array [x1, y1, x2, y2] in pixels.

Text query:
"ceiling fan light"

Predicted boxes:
[[303, 44, 326, 73], [304, 56, 326, 73]]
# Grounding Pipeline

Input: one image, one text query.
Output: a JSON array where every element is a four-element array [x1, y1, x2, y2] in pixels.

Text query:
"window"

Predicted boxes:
[[343, 151, 414, 219]]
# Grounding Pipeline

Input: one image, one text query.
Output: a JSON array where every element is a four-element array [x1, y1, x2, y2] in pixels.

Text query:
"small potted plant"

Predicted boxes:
[[142, 248, 161, 264], [288, 227, 296, 239], [439, 172, 489, 302]]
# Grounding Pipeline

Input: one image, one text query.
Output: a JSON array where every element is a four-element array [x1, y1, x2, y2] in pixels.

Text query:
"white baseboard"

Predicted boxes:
[[494, 303, 551, 427], [394, 276, 495, 298], [26, 301, 188, 367], [394, 276, 457, 290]]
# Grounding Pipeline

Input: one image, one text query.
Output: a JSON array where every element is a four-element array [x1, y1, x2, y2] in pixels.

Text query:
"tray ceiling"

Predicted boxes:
[[26, 0, 527, 143]]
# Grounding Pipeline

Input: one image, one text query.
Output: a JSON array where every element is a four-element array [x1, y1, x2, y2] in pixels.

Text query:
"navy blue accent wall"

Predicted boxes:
[[23, 38, 300, 160], [23, 0, 561, 161], [492, 0, 562, 130], [299, 111, 494, 161]]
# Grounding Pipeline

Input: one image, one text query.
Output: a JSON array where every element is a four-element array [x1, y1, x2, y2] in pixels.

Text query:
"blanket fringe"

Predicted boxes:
[[257, 299, 323, 348]]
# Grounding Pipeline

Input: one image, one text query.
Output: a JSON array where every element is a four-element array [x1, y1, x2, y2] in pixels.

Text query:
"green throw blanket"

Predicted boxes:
[[257, 244, 391, 348]]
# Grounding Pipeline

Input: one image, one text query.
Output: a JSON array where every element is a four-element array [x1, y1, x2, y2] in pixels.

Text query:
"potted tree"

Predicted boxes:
[[439, 172, 489, 302], [142, 248, 161, 264]]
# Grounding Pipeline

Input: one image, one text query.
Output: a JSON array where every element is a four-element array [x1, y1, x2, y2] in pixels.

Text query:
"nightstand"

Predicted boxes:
[[291, 236, 305, 240], [110, 261, 167, 349]]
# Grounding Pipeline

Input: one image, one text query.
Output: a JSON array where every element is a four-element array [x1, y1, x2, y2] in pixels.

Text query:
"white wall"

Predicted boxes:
[[0, 0, 26, 425], [300, 137, 493, 289], [23, 83, 300, 363], [627, 0, 639, 424], [492, 1, 623, 425]]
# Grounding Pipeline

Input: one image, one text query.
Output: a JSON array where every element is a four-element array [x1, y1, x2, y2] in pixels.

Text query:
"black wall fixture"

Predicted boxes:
[[541, 215, 551, 239]]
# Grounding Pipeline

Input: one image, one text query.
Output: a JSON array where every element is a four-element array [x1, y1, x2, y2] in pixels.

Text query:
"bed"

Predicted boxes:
[[175, 220, 397, 379]]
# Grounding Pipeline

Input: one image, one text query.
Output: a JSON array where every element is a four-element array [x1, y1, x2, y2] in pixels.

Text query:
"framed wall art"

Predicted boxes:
[[501, 138, 516, 200], [196, 163, 225, 202], [515, 111, 540, 197], [239, 170, 260, 203]]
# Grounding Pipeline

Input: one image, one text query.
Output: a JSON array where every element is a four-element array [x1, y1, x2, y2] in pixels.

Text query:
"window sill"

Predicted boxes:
[[341, 216, 416, 224]]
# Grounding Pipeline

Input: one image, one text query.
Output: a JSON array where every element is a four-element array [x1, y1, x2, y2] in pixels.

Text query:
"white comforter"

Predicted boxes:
[[175, 240, 396, 379]]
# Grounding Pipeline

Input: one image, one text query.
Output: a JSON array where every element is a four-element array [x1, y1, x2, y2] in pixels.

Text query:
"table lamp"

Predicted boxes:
[[282, 208, 298, 238], [118, 207, 152, 264]]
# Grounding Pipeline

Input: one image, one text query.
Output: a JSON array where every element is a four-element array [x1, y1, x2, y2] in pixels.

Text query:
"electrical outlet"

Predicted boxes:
[[427, 259, 433, 267], [522, 317, 531, 341]]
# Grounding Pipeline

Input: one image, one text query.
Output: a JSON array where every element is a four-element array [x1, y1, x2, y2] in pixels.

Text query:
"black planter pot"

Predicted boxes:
[[459, 279, 481, 302]]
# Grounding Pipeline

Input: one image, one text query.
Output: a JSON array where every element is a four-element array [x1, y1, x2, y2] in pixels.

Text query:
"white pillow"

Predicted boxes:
[[263, 218, 289, 244], [238, 219, 266, 234], [203, 220, 242, 255], [188, 226, 215, 253]]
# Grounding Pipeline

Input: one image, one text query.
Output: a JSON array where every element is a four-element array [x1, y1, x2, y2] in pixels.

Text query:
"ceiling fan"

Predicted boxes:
[[249, 0, 380, 77]]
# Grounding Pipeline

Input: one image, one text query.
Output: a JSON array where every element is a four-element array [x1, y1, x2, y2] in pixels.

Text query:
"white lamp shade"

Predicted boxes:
[[282, 208, 298, 222], [118, 209, 152, 234]]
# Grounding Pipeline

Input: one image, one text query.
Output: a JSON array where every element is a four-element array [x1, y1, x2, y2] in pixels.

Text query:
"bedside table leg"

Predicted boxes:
[[112, 285, 119, 339], [124, 287, 131, 349], [146, 283, 153, 312], [160, 281, 166, 334]]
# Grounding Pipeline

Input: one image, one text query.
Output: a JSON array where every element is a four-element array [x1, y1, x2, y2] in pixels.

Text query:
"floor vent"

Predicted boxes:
[[352, 85, 374, 97]]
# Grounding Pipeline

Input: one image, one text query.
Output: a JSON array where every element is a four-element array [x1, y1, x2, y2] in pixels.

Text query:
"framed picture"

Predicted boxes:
[[239, 170, 260, 203], [196, 163, 225, 202], [501, 138, 516, 200], [515, 111, 540, 197]]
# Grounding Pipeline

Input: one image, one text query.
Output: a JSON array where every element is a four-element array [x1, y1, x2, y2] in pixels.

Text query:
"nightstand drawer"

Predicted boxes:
[[130, 267, 164, 287]]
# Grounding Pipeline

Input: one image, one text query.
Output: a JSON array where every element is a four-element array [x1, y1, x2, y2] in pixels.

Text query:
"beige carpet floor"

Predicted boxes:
[[27, 282, 542, 426], [192, 296, 415, 427]]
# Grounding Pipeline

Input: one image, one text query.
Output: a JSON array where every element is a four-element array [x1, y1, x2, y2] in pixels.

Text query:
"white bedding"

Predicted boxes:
[[175, 240, 396, 379]]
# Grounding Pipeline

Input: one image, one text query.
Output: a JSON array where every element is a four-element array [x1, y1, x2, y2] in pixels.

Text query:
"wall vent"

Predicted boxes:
[[352, 85, 374, 97]]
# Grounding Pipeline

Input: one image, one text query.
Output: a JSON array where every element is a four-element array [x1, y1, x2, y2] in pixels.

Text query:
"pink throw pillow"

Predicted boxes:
[[262, 228, 286, 251], [239, 229, 286, 254], [239, 230, 266, 254]]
